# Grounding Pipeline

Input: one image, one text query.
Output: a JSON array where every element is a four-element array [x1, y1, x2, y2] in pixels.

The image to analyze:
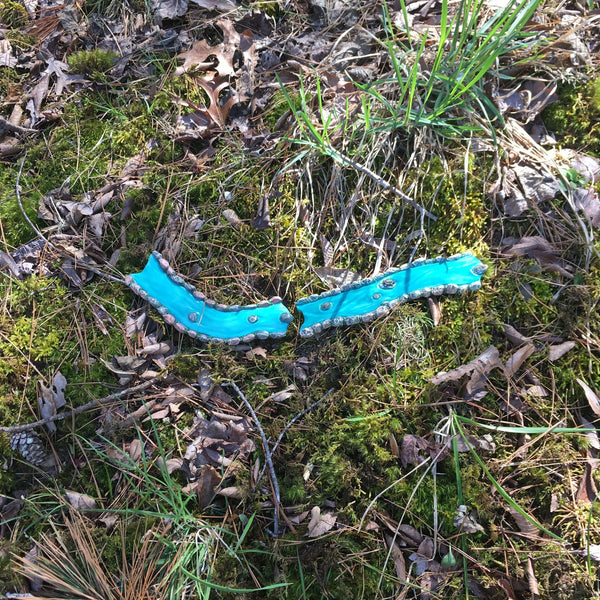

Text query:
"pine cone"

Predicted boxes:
[[10, 431, 51, 466]]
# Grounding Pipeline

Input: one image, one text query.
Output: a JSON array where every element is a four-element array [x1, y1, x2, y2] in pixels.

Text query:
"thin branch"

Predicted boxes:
[[329, 147, 438, 221], [0, 377, 165, 434], [225, 381, 281, 536], [258, 389, 334, 484]]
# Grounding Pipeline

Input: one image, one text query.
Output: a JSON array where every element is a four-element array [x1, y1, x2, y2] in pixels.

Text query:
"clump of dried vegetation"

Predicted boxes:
[[0, 0, 599, 597]]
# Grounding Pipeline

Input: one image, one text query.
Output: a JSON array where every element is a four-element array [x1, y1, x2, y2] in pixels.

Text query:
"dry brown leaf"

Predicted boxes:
[[223, 208, 242, 228], [389, 432, 400, 458], [504, 343, 535, 377], [503, 236, 573, 279], [137, 342, 171, 356], [22, 545, 42, 592], [503, 324, 531, 346], [307, 506, 337, 538], [314, 266, 362, 288], [128, 439, 143, 462], [548, 341, 576, 361], [176, 40, 236, 77], [420, 563, 445, 600], [454, 505, 485, 534], [384, 533, 406, 581], [431, 346, 503, 386], [394, 523, 424, 546], [577, 378, 600, 419], [576, 463, 598, 505], [427, 297, 441, 326], [497, 578, 517, 600], [507, 506, 539, 537], [581, 417, 600, 450], [526, 555, 540, 598], [154, 0, 188, 19], [417, 536, 434, 560], [217, 486, 243, 499], [97, 512, 118, 531], [37, 371, 67, 433], [400, 434, 448, 468], [320, 234, 335, 267], [65, 490, 97, 512], [573, 186, 600, 228], [288, 510, 310, 525], [253, 194, 271, 230], [245, 346, 268, 360]]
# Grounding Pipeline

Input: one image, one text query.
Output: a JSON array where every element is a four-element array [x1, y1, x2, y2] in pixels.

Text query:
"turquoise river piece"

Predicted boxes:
[[296, 253, 487, 337], [125, 251, 293, 344], [126, 252, 486, 342]]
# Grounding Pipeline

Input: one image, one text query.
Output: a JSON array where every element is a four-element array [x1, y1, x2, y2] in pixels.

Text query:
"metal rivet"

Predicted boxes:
[[379, 278, 396, 289], [320, 302, 331, 311], [188, 312, 199, 323], [248, 314, 259, 323]]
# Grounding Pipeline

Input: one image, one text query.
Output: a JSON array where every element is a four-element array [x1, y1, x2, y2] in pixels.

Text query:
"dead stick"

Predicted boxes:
[[0, 377, 165, 434], [226, 381, 281, 536]]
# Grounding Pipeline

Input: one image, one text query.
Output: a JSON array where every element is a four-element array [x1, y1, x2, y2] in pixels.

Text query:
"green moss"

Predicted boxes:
[[543, 78, 600, 156], [67, 49, 118, 81], [0, 0, 28, 28]]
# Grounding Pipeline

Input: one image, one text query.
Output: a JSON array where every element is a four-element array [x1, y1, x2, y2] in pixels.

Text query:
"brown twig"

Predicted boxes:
[[0, 377, 165, 434]]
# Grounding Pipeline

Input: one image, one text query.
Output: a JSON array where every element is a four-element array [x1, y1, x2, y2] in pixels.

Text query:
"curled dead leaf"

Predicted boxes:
[[307, 506, 337, 538], [577, 378, 600, 419], [548, 341, 576, 361], [504, 343, 535, 377], [65, 490, 97, 512]]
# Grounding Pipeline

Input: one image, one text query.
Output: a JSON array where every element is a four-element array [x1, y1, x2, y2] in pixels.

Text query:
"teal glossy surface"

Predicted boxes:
[[297, 253, 486, 336], [129, 254, 292, 341]]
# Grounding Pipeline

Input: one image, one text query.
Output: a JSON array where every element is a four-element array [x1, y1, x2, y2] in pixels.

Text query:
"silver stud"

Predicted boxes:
[[379, 278, 396, 290]]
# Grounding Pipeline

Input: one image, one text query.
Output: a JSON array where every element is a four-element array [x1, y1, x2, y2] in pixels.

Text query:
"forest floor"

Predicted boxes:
[[0, 0, 600, 598]]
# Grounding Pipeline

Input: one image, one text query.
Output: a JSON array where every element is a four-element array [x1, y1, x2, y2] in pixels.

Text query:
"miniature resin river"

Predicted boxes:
[[126, 252, 486, 342], [125, 252, 293, 344], [296, 253, 487, 337]]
